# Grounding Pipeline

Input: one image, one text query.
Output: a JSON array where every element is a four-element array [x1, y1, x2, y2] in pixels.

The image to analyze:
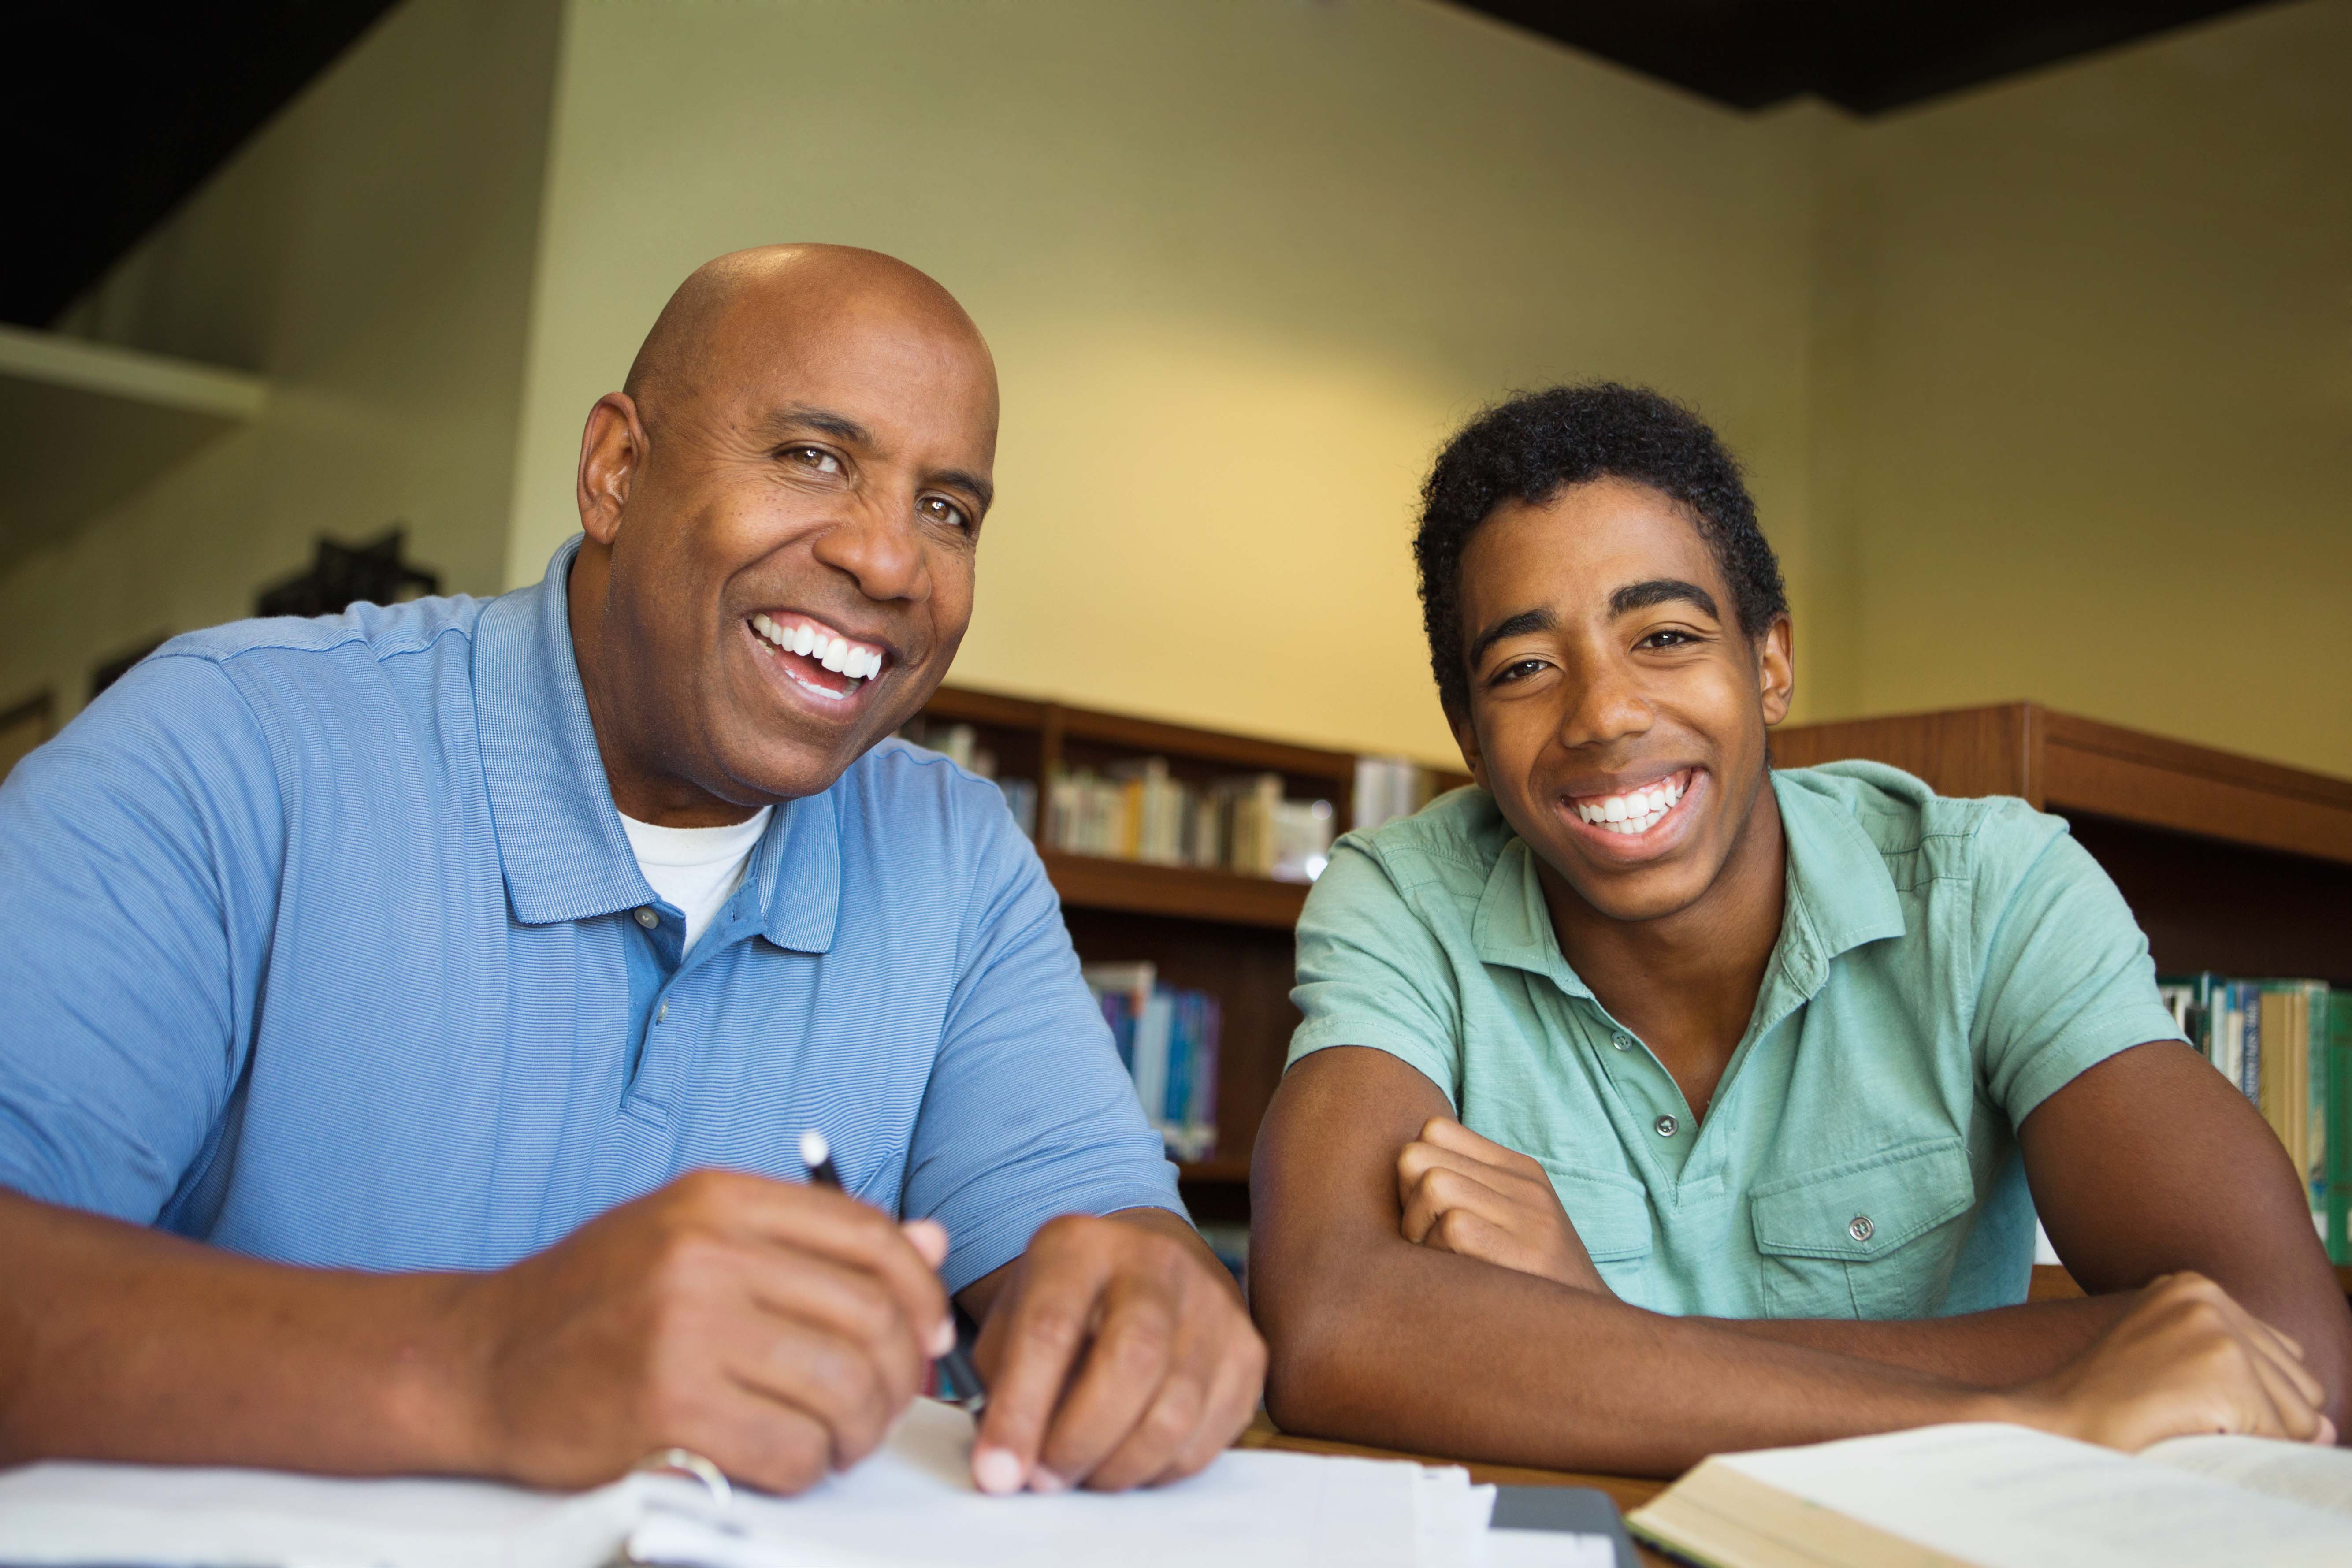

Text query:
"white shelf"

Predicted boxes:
[[0, 323, 268, 565]]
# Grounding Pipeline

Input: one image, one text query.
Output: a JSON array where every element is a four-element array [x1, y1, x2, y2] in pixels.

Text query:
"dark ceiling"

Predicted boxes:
[[1450, 1, 2270, 113], [7, 2, 402, 330], [4, 0, 2274, 332]]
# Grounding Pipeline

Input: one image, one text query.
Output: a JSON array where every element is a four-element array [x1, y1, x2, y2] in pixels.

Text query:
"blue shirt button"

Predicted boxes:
[[634, 907, 659, 929]]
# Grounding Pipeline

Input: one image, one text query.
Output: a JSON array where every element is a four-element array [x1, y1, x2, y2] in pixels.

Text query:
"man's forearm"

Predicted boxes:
[[1711, 1295, 2135, 1387], [0, 1191, 481, 1471], [1259, 1233, 2006, 1476]]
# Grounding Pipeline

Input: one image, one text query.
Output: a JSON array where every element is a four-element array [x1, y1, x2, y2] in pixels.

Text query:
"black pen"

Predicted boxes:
[[799, 1129, 989, 1412]]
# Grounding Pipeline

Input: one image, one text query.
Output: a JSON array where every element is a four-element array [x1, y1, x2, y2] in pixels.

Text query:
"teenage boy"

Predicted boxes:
[[1251, 383, 2348, 1475]]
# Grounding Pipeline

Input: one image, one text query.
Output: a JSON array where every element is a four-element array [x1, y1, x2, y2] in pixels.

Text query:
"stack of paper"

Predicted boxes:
[[0, 1400, 1542, 1568]]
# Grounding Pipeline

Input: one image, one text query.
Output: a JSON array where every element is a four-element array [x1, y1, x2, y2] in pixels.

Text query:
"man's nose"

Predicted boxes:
[[810, 495, 929, 602]]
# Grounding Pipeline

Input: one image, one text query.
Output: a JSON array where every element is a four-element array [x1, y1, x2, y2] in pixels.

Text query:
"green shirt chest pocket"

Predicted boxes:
[[1749, 1139, 1976, 1319], [1538, 1159, 1656, 1302]]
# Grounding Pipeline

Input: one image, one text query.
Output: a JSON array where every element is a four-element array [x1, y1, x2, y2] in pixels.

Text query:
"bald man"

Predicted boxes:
[[0, 246, 1262, 1496]]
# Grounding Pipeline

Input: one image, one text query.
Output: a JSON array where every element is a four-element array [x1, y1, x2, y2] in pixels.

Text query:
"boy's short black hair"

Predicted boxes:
[[1412, 382, 1787, 715]]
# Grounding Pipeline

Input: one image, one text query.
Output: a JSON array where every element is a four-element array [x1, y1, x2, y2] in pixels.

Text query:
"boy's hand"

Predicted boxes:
[[966, 1211, 1263, 1494], [1397, 1117, 1613, 1296], [2000, 1272, 2337, 1450]]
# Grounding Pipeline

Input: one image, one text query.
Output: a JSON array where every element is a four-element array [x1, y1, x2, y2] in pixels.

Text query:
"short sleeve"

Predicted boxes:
[[0, 654, 283, 1221], [1973, 826, 2188, 1123], [1287, 839, 1464, 1105], [900, 795, 1182, 1293]]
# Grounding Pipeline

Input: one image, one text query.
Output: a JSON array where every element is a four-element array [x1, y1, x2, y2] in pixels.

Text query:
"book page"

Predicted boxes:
[[2140, 1435, 2352, 1518], [1709, 1423, 2352, 1567]]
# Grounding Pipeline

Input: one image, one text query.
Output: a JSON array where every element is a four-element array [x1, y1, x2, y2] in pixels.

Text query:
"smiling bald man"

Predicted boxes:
[[0, 246, 1261, 1495]]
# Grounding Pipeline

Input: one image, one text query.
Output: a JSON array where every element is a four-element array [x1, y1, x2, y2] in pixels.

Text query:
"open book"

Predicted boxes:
[[1628, 1422, 2352, 1568], [0, 1399, 1523, 1568]]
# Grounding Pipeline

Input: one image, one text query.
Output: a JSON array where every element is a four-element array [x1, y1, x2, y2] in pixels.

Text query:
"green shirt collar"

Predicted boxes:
[[1469, 769, 1908, 1004]]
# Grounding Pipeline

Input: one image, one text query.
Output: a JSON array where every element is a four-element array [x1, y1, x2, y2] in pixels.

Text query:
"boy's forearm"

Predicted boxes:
[[1709, 1295, 2135, 1387], [0, 1190, 483, 1472], [1259, 1235, 2009, 1476]]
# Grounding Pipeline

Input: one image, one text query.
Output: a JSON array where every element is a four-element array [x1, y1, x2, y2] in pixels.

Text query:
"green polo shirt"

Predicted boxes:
[[1288, 761, 2185, 1319]]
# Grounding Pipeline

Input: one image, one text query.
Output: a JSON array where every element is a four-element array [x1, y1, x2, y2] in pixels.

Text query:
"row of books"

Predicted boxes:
[[1045, 761, 1336, 882], [2157, 973, 2349, 1261], [1083, 962, 1219, 1162], [1352, 755, 1451, 832]]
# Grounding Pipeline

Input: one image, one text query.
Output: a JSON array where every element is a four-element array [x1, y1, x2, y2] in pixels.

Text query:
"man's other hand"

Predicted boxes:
[[1397, 1116, 1613, 1295], [966, 1211, 1265, 1493], [2002, 1271, 2337, 1450], [451, 1170, 955, 1494]]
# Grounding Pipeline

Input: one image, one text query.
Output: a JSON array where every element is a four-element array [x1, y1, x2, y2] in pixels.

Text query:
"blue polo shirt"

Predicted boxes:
[[0, 537, 1179, 1291]]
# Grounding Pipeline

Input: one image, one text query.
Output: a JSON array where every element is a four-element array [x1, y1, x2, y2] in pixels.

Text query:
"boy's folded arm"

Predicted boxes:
[[1250, 1048, 2009, 1476], [1250, 1045, 2341, 1475]]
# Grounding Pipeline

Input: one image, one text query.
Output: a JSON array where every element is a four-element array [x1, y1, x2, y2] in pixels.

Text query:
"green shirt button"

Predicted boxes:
[[1654, 1114, 1679, 1137], [1611, 1033, 1633, 1051]]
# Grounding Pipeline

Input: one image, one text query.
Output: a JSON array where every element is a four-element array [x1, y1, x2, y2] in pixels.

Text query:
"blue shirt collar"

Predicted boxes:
[[473, 535, 840, 954]]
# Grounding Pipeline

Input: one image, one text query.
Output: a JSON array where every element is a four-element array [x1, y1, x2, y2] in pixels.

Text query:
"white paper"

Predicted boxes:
[[0, 1399, 1502, 1568], [0, 1458, 646, 1568], [630, 1400, 1491, 1568], [1719, 1422, 2352, 1568]]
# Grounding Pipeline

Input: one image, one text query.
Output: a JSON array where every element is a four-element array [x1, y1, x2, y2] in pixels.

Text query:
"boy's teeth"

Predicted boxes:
[[1573, 774, 1687, 832]]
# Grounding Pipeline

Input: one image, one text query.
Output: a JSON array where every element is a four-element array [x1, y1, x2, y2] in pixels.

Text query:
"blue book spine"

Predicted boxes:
[[1165, 990, 1194, 1125]]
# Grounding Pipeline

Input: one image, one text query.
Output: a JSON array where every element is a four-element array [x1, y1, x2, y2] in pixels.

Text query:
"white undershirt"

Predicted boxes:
[[619, 806, 773, 953]]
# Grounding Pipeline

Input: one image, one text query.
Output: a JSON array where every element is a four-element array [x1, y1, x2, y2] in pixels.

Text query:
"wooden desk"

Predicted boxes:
[[1237, 1417, 1676, 1566]]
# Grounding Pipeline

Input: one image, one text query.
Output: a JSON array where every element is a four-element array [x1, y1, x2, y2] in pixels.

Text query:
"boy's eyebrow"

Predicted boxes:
[[1610, 578, 1720, 621], [1467, 607, 1557, 666]]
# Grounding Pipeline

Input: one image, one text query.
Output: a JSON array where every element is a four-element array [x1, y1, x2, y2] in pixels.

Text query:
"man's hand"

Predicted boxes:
[[963, 1210, 1264, 1493], [1999, 1272, 2337, 1450], [451, 1170, 957, 1494], [1397, 1117, 1612, 1295]]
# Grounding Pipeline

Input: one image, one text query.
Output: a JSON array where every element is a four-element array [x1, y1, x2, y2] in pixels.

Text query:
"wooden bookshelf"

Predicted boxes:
[[912, 685, 1470, 1223], [1772, 702, 2352, 983]]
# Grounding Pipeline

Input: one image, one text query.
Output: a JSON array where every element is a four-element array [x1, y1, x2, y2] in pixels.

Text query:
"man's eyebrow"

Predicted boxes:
[[758, 405, 992, 511], [1609, 578, 1720, 621], [758, 405, 873, 446], [1467, 607, 1557, 667], [929, 467, 995, 513]]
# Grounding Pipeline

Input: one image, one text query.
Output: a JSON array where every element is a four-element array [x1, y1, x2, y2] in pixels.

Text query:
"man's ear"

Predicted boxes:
[[1757, 614, 1795, 728], [1447, 702, 1491, 793], [576, 392, 650, 545]]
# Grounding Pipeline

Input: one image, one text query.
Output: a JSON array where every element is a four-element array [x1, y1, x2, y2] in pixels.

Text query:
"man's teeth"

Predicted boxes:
[[750, 613, 882, 681], [1574, 775, 1687, 836]]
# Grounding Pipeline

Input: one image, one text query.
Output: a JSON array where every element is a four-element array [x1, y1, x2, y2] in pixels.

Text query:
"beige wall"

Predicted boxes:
[[505, 0, 1820, 765], [1814, 0, 2352, 776], [0, 0, 562, 722], [8, 0, 2345, 779]]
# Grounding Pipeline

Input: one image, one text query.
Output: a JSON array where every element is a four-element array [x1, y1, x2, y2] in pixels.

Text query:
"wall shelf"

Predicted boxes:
[[0, 323, 268, 570]]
